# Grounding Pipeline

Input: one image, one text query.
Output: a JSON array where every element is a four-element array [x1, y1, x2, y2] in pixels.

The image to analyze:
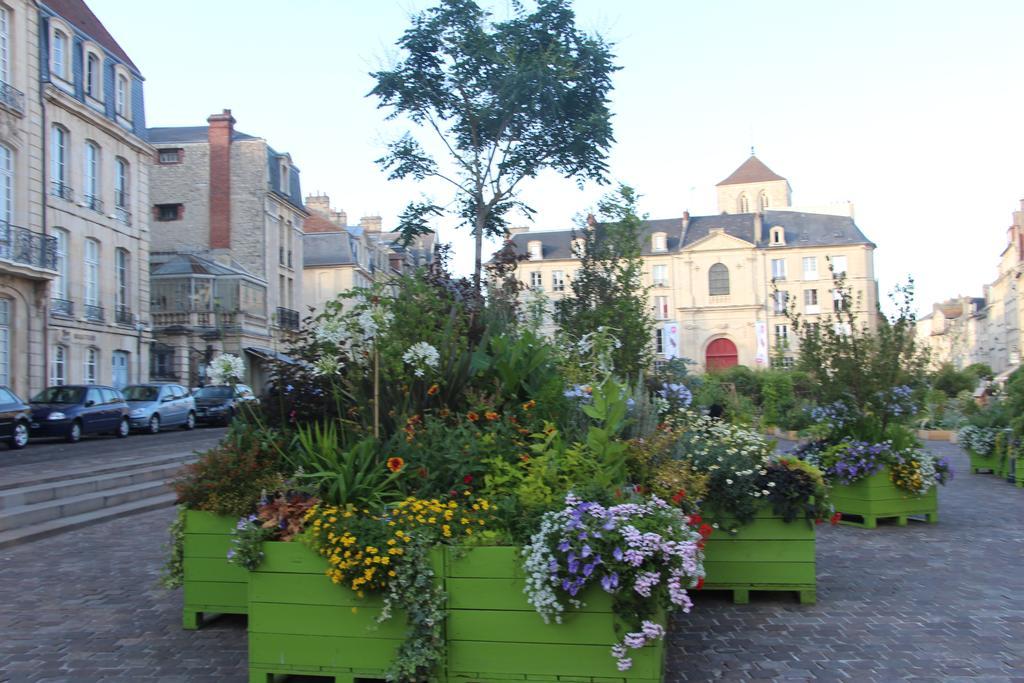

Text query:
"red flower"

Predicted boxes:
[[695, 577, 704, 590], [427, 384, 440, 396], [386, 457, 405, 473], [830, 512, 842, 526], [417, 466, 429, 479], [467, 411, 479, 422], [463, 474, 474, 485], [698, 523, 713, 539], [815, 518, 825, 525], [633, 484, 646, 494], [484, 411, 499, 421], [671, 489, 686, 504], [689, 514, 702, 526]]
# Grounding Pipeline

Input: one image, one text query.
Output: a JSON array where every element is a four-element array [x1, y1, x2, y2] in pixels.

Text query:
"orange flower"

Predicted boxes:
[[467, 411, 479, 422], [386, 457, 405, 473], [439, 408, 451, 418], [484, 411, 499, 421], [521, 400, 536, 411], [427, 384, 440, 396]]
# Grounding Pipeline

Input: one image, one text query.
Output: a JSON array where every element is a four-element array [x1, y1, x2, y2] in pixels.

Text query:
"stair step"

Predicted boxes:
[[0, 492, 178, 549], [0, 452, 196, 492], [0, 460, 188, 510], [0, 480, 174, 532]]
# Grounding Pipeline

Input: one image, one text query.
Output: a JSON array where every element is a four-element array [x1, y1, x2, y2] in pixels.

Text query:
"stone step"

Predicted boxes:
[[0, 451, 195, 492], [0, 491, 178, 549], [0, 461, 188, 511], [0, 480, 175, 532]]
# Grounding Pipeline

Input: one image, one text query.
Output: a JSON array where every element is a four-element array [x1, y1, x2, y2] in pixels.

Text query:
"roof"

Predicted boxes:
[[150, 253, 256, 278], [716, 155, 786, 186], [303, 232, 356, 267], [304, 212, 340, 233], [146, 126, 258, 145], [508, 210, 875, 260], [41, 0, 140, 74]]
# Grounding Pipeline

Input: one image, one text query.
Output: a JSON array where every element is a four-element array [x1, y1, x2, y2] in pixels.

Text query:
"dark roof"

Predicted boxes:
[[508, 210, 874, 260], [716, 155, 786, 186], [303, 231, 355, 267], [41, 0, 140, 73], [146, 126, 258, 145]]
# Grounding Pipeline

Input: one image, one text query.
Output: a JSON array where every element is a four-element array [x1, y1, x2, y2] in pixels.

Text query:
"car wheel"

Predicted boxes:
[[116, 417, 130, 438], [148, 414, 161, 434], [182, 411, 196, 430], [66, 420, 82, 443], [11, 421, 29, 449]]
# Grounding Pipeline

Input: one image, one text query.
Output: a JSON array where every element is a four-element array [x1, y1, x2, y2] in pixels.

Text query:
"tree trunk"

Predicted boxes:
[[474, 214, 484, 295]]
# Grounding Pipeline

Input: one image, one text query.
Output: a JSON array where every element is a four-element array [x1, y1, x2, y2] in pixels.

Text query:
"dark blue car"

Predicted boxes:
[[29, 385, 131, 443]]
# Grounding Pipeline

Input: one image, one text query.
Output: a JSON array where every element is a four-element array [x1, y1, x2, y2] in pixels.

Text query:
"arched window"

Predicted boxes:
[[115, 72, 130, 118], [50, 125, 68, 195], [0, 7, 10, 88], [50, 344, 67, 386], [85, 51, 101, 99], [115, 248, 130, 317], [51, 29, 68, 79], [708, 263, 730, 296], [84, 347, 98, 384], [52, 228, 69, 304], [738, 194, 749, 213], [0, 298, 9, 387], [0, 143, 12, 224], [83, 141, 100, 209], [759, 192, 769, 211], [84, 238, 100, 313], [115, 158, 129, 218], [769, 226, 786, 246]]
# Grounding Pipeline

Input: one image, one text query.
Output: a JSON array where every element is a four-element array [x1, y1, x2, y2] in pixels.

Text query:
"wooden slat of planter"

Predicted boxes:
[[703, 561, 815, 585], [255, 540, 328, 573], [183, 557, 249, 583], [705, 517, 817, 539], [1017, 457, 1024, 488], [447, 545, 524, 578], [448, 640, 661, 680], [702, 539, 814, 563], [249, 602, 404, 639], [249, 632, 402, 671], [184, 580, 247, 609], [185, 510, 237, 533], [447, 577, 614, 613], [448, 609, 619, 645], [183, 534, 234, 559], [969, 450, 1001, 474], [249, 572, 385, 608], [182, 511, 247, 629]]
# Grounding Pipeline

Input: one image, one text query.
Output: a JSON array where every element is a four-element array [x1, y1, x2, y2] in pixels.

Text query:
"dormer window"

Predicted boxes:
[[651, 232, 667, 253], [114, 70, 131, 119], [738, 193, 750, 213], [527, 240, 542, 260], [280, 162, 290, 194], [85, 49, 102, 100], [769, 226, 785, 246], [51, 28, 68, 80], [571, 238, 585, 258]]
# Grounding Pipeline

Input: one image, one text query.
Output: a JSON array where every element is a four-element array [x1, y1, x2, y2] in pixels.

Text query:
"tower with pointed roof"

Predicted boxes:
[[716, 155, 792, 214]]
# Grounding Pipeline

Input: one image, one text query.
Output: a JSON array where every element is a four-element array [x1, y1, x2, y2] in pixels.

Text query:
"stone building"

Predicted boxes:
[[917, 200, 1024, 376], [302, 193, 434, 315], [510, 155, 879, 371], [0, 0, 152, 395], [146, 111, 307, 389]]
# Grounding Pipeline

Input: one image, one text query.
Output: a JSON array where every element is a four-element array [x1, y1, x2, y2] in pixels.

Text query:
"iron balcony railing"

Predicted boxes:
[[50, 298, 74, 317], [84, 304, 105, 322], [115, 306, 134, 326], [84, 195, 103, 213], [0, 81, 25, 115], [115, 206, 132, 226], [0, 221, 58, 271], [51, 181, 74, 201], [276, 307, 300, 330]]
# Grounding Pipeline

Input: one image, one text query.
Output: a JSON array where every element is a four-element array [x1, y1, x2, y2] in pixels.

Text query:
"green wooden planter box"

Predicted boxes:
[[830, 468, 938, 528], [182, 510, 248, 629], [445, 546, 665, 683], [1016, 456, 1024, 488], [701, 510, 816, 605], [248, 541, 444, 683], [968, 449, 1000, 474]]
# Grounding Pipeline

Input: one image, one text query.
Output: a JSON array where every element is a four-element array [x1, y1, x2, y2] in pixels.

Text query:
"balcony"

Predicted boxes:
[[0, 221, 58, 274], [51, 181, 74, 202], [84, 195, 104, 213], [151, 309, 269, 335], [50, 298, 74, 317], [84, 304, 105, 322], [115, 306, 134, 326], [276, 307, 300, 331], [115, 207, 132, 226], [115, 192, 131, 225], [0, 81, 25, 115]]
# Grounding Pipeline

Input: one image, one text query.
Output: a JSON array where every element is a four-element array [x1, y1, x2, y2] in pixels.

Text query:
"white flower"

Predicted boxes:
[[402, 342, 440, 378], [207, 353, 245, 385], [313, 318, 350, 346], [312, 356, 343, 377], [725, 478, 733, 485], [767, 481, 776, 487]]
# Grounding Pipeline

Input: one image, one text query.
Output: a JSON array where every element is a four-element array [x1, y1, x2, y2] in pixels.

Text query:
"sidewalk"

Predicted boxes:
[[0, 442, 1021, 682]]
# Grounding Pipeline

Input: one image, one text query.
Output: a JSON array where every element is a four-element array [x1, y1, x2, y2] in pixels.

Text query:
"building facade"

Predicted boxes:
[[1, 0, 152, 396], [147, 110, 307, 389], [511, 156, 879, 372]]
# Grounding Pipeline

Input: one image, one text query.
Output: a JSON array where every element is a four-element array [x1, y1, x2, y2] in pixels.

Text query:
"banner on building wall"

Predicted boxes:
[[664, 321, 680, 359], [755, 321, 768, 366]]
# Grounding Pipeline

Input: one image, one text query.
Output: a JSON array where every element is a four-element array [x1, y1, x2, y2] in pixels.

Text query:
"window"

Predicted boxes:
[[738, 194, 749, 213], [651, 232, 667, 253], [85, 51, 101, 99], [151, 346, 175, 379], [653, 295, 669, 320], [571, 238, 585, 257], [83, 141, 100, 210], [759, 192, 769, 211], [830, 255, 848, 276], [84, 238, 99, 308], [527, 240, 542, 260], [157, 149, 182, 164], [769, 226, 785, 245], [802, 256, 818, 280], [155, 203, 182, 221], [50, 125, 68, 195], [51, 29, 68, 80], [551, 270, 564, 292], [280, 162, 289, 194], [0, 299, 8, 387], [115, 158, 129, 208], [50, 345, 67, 386], [654, 327, 664, 355], [772, 356, 795, 369], [529, 271, 542, 289], [804, 289, 819, 313], [115, 73, 129, 118], [833, 322, 852, 336], [774, 324, 788, 343], [708, 263, 730, 296], [833, 288, 848, 312], [0, 143, 11, 224], [52, 228, 69, 302], [84, 348, 98, 384], [771, 258, 786, 281], [115, 248, 129, 314], [0, 7, 9, 85], [773, 290, 789, 314], [652, 264, 668, 287]]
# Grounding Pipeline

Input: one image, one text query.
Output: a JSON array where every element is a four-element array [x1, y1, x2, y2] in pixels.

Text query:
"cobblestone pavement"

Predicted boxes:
[[0, 442, 1022, 682]]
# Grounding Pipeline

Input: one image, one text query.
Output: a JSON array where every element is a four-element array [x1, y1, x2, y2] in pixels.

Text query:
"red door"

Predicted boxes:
[[706, 338, 738, 371]]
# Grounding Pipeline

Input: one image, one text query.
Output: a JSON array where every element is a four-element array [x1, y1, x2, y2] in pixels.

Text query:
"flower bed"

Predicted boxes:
[[446, 546, 665, 683], [830, 467, 938, 528], [701, 509, 816, 604], [248, 541, 444, 683], [182, 510, 248, 629]]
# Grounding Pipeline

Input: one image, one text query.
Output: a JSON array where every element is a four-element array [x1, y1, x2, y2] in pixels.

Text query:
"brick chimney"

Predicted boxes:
[[680, 211, 690, 247], [207, 109, 235, 249], [305, 193, 331, 218], [359, 215, 383, 233], [753, 211, 763, 244]]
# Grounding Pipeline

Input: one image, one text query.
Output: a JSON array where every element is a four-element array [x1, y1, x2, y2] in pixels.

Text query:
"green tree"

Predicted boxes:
[[555, 185, 653, 378], [370, 0, 618, 293]]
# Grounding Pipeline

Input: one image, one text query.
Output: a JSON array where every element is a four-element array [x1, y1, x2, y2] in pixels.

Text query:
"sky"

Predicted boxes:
[[89, 0, 1024, 315]]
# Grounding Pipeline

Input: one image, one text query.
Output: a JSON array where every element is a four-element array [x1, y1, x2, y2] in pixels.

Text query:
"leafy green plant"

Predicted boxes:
[[288, 425, 402, 507], [159, 505, 187, 589]]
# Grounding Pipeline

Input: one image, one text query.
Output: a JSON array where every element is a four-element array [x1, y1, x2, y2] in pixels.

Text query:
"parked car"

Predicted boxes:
[[192, 384, 258, 426], [29, 385, 131, 443], [0, 386, 32, 449], [123, 383, 197, 433]]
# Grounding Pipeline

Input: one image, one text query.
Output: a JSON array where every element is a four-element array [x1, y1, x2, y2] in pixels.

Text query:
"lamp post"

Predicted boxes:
[[134, 321, 145, 383]]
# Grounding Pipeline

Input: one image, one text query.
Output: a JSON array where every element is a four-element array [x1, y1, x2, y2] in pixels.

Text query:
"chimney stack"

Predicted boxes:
[[753, 212, 763, 244], [207, 109, 235, 249], [359, 215, 383, 233], [508, 225, 530, 235], [305, 193, 331, 218]]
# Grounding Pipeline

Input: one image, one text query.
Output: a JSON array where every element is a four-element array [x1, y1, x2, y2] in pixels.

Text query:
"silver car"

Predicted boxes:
[[123, 384, 197, 433]]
